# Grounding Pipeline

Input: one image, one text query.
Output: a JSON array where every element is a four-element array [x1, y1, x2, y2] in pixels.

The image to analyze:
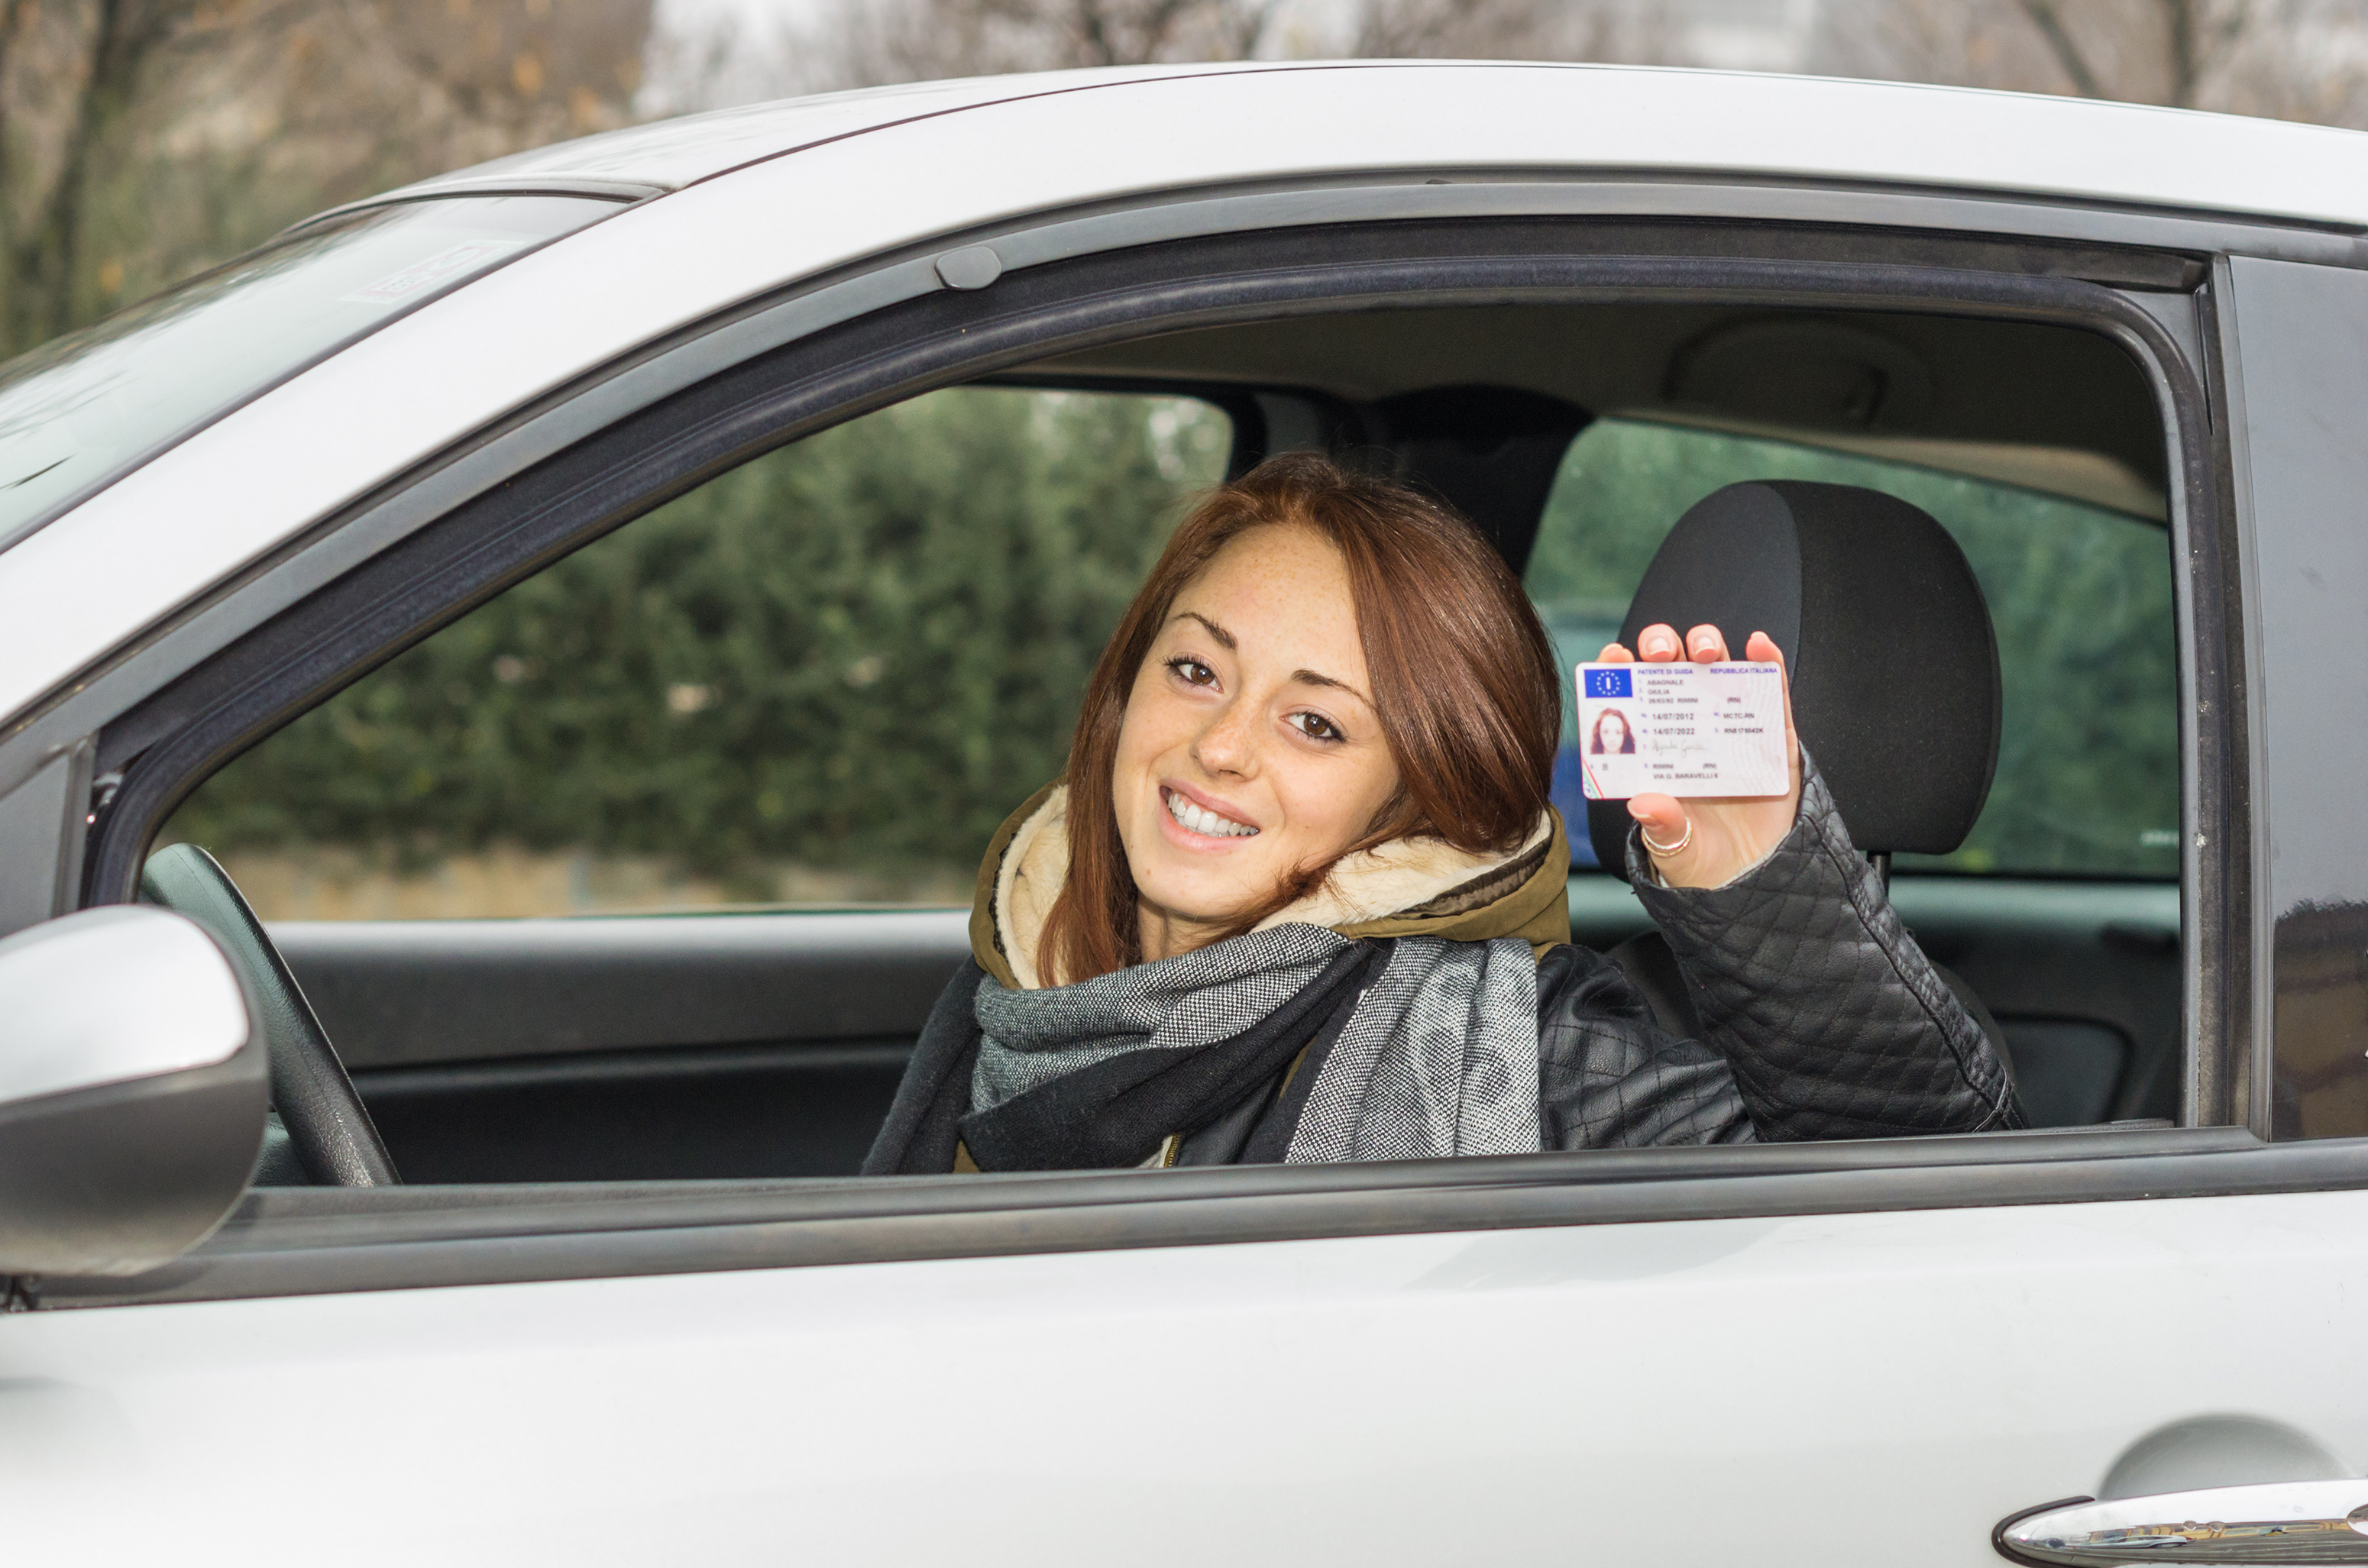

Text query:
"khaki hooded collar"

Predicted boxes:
[[966, 782, 1572, 991]]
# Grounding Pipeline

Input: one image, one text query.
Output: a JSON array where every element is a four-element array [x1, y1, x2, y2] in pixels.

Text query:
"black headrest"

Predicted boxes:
[[1585, 480, 2001, 876], [1373, 386, 1590, 573]]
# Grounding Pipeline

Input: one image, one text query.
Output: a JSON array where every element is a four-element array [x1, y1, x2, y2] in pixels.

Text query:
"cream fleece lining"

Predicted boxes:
[[992, 785, 1553, 991]]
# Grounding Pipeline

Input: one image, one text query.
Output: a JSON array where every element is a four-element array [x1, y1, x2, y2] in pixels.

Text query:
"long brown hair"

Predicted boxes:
[[1039, 451, 1563, 986]]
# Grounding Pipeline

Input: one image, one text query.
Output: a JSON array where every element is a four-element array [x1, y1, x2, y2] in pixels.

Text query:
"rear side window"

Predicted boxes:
[[162, 387, 1231, 917], [1526, 417, 2179, 878]]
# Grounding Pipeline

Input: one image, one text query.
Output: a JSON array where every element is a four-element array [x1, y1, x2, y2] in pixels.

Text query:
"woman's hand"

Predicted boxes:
[[1594, 623, 1803, 889]]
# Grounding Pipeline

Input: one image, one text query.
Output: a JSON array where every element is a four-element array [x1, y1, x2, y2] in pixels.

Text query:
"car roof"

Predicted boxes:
[[363, 59, 2368, 230]]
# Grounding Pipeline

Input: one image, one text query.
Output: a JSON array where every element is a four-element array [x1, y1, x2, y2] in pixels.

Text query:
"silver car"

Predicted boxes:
[[3, 60, 2366, 1567]]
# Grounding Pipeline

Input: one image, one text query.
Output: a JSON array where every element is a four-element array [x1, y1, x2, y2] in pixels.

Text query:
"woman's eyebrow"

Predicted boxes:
[[1293, 668, 1374, 707], [1169, 611, 1236, 650]]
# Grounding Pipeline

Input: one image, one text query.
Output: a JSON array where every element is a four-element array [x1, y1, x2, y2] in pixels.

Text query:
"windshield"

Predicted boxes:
[[0, 195, 616, 553]]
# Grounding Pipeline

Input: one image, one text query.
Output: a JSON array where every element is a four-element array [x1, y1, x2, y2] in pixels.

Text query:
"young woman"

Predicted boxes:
[[866, 454, 2020, 1173]]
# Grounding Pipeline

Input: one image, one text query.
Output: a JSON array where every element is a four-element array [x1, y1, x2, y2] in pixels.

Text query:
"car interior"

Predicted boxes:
[[141, 294, 2186, 1185]]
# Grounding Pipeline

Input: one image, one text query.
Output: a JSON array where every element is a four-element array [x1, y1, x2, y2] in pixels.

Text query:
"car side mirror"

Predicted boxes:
[[0, 906, 266, 1278]]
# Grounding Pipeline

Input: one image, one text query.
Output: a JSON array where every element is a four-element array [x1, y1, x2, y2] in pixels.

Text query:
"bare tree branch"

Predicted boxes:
[[2015, 0, 2111, 96], [1816, 0, 2365, 130], [1219, 0, 1278, 59], [2167, 0, 2204, 105], [0, 0, 654, 357], [0, 0, 41, 208]]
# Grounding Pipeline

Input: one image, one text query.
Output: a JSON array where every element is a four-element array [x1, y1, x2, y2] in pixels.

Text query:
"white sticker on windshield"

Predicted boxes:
[[341, 240, 525, 306], [1576, 661, 1788, 799]]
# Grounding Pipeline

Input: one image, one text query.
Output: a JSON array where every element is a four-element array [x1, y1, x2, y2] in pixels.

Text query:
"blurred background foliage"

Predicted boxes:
[[167, 390, 1233, 905], [0, 0, 651, 360]]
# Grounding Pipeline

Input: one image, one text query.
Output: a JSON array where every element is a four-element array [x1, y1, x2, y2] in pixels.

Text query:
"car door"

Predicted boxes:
[[8, 134, 2368, 1568], [9, 1149, 2363, 1566]]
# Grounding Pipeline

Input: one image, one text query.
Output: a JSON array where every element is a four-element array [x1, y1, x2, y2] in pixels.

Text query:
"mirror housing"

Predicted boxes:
[[0, 906, 265, 1277]]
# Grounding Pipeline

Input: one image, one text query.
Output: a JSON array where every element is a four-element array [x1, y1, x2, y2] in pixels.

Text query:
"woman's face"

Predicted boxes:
[[1600, 710, 1629, 748], [1112, 524, 1402, 960]]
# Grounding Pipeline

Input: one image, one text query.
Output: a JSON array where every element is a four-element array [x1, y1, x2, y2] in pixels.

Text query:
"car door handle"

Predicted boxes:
[[1998, 1482, 2368, 1563]]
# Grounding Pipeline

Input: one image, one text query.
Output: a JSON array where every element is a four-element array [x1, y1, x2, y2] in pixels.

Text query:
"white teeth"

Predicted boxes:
[[1166, 788, 1257, 839]]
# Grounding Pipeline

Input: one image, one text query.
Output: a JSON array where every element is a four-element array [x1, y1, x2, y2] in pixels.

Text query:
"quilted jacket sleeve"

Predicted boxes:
[[1626, 751, 2023, 1141], [1535, 942, 1760, 1149]]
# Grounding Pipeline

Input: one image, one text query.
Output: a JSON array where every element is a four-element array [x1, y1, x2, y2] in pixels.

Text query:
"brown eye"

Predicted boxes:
[[1290, 712, 1344, 742], [1166, 656, 1216, 687]]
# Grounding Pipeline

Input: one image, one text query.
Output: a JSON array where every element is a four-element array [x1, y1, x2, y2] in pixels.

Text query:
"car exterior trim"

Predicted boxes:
[[32, 1127, 2359, 1310], [2205, 254, 2278, 1140], [286, 180, 656, 230]]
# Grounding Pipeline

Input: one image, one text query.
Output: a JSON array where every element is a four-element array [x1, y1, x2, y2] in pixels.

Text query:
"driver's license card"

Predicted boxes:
[[1575, 661, 1787, 799]]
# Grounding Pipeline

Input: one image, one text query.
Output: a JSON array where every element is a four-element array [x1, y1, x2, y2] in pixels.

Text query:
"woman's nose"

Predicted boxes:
[[1190, 700, 1257, 775]]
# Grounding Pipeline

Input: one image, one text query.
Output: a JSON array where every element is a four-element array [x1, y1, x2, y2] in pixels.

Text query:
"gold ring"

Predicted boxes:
[[1641, 820, 1693, 856]]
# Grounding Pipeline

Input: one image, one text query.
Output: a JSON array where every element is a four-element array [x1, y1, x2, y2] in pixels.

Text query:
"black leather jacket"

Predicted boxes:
[[1536, 760, 2023, 1148]]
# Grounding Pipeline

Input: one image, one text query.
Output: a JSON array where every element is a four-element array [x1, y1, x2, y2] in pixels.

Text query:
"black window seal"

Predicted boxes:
[[2197, 257, 2261, 1135]]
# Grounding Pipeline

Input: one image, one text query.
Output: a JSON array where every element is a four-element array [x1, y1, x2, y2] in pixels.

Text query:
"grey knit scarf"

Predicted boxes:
[[972, 923, 1541, 1163]]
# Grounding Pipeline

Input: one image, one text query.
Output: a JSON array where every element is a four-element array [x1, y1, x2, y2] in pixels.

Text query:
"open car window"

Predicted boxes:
[[1527, 416, 2180, 880], [123, 253, 2198, 1194]]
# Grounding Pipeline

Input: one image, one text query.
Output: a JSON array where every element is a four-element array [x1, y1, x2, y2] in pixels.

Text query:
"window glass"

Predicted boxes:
[[1527, 417, 2179, 878], [163, 388, 1231, 917], [0, 196, 610, 550]]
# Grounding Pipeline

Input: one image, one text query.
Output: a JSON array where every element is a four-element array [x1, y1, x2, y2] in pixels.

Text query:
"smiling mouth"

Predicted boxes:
[[1164, 787, 1259, 839]]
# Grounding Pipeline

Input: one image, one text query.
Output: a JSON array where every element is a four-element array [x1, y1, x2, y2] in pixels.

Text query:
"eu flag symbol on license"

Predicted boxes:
[[1583, 667, 1632, 700]]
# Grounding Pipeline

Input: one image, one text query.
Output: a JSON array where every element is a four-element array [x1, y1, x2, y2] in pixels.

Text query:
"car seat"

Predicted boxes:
[[1583, 480, 2016, 1073]]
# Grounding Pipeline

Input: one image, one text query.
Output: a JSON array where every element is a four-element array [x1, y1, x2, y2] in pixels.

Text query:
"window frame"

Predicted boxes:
[[18, 210, 2296, 1311]]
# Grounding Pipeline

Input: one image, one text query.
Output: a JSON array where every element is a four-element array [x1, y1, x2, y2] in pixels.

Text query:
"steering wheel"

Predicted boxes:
[[140, 844, 400, 1187]]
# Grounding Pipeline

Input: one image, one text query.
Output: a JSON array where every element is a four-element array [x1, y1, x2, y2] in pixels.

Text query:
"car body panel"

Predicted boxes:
[[5, 1188, 2366, 1564], [3, 63, 2365, 735]]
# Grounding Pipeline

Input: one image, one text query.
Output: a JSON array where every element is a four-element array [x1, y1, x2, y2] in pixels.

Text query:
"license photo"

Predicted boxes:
[[1576, 661, 1788, 799]]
